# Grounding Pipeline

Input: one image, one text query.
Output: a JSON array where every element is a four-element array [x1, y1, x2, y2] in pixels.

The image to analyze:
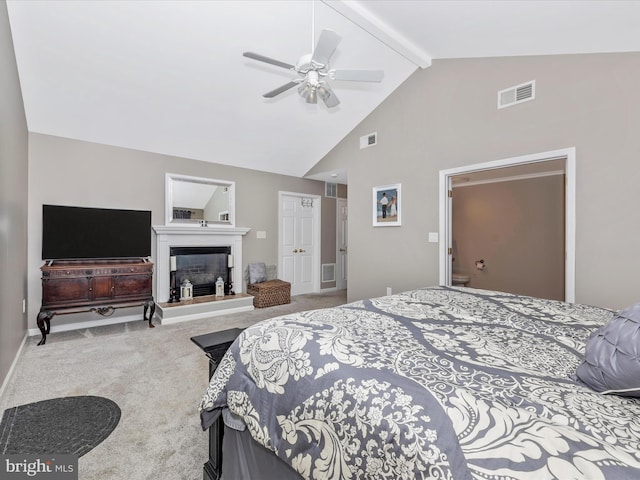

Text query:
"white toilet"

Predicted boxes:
[[452, 273, 470, 287]]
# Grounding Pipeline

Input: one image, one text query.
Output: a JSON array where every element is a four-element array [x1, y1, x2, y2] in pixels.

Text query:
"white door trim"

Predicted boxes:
[[438, 147, 576, 303], [278, 191, 322, 294], [336, 197, 348, 291]]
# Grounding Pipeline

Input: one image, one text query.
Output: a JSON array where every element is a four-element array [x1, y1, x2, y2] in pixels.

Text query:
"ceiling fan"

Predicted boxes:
[[243, 29, 384, 108]]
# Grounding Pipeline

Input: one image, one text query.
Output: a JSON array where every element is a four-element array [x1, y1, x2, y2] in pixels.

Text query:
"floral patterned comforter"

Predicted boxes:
[[199, 287, 640, 479]]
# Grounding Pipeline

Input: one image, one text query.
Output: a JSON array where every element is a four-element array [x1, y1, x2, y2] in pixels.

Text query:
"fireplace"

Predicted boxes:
[[153, 225, 252, 324], [153, 225, 250, 305], [171, 246, 231, 297]]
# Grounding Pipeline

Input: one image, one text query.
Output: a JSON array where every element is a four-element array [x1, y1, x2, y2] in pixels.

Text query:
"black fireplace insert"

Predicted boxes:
[[170, 246, 232, 297]]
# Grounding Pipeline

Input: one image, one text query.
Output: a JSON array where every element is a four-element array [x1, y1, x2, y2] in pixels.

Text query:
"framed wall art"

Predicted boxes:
[[373, 184, 401, 227]]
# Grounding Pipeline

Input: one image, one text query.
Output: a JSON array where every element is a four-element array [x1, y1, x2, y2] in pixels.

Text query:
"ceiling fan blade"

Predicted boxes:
[[263, 81, 300, 98], [243, 52, 294, 70], [318, 84, 340, 108], [311, 29, 341, 67], [332, 69, 384, 82]]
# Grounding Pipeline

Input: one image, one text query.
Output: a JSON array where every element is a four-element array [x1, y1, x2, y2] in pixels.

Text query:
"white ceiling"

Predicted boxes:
[[7, 1, 640, 183]]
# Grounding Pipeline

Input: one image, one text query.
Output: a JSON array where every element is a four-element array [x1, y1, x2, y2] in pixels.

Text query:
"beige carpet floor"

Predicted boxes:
[[0, 290, 347, 479]]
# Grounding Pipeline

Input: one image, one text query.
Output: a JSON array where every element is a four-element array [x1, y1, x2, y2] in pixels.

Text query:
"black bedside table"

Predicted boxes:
[[191, 328, 243, 480]]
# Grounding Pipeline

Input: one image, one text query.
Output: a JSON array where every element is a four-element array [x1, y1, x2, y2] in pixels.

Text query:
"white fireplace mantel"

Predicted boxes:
[[153, 225, 250, 303]]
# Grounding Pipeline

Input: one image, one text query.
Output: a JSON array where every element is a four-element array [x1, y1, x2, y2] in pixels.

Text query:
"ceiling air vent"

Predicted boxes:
[[360, 132, 377, 149], [498, 80, 535, 109]]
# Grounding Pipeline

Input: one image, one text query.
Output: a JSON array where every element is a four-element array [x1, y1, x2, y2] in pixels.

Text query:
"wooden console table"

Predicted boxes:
[[38, 258, 155, 345]]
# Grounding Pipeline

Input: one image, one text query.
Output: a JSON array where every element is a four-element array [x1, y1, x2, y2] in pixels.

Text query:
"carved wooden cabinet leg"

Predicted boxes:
[[144, 298, 156, 328], [36, 310, 54, 346]]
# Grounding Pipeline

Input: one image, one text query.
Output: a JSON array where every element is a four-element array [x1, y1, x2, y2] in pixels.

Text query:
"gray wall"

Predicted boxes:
[[316, 52, 640, 309], [27, 133, 336, 330], [452, 175, 565, 300], [0, 1, 28, 388]]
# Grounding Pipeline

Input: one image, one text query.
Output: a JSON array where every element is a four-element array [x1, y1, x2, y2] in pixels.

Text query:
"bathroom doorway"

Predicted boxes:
[[439, 148, 575, 302]]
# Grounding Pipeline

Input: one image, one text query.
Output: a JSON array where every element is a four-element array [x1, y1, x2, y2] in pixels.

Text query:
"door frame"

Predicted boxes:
[[278, 191, 322, 294], [336, 197, 348, 291], [438, 147, 576, 302]]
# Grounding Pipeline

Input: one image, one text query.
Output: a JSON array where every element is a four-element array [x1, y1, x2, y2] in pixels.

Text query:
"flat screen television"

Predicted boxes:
[[42, 204, 152, 260]]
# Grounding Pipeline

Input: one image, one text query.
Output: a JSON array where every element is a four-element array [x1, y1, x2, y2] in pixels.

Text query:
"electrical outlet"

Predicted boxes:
[[386, 287, 392, 296]]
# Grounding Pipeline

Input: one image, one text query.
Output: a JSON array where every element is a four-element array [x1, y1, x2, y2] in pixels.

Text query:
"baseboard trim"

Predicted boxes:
[[317, 287, 339, 293], [0, 332, 29, 401]]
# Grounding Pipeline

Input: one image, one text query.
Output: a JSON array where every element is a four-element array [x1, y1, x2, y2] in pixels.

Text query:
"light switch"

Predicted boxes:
[[428, 232, 439, 243], [257, 231, 266, 239]]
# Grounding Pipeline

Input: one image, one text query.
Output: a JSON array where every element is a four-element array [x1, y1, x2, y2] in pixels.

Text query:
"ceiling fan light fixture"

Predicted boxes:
[[317, 83, 340, 108], [306, 88, 318, 104], [298, 82, 309, 97], [298, 81, 318, 104]]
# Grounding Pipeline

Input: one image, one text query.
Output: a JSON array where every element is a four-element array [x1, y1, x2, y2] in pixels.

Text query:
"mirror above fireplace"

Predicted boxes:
[[165, 173, 235, 227]]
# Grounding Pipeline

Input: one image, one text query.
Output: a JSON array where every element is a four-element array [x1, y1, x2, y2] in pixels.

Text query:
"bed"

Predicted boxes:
[[199, 286, 640, 479]]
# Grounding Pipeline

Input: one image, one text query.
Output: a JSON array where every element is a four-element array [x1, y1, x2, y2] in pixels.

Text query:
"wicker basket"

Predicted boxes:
[[247, 279, 291, 308]]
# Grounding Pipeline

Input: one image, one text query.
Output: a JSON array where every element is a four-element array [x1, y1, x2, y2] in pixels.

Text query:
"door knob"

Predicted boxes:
[[339, 248, 347, 252], [299, 249, 306, 253], [293, 249, 299, 253]]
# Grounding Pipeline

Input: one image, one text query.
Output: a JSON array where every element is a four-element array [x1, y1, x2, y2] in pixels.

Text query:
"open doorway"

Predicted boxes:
[[439, 148, 576, 302]]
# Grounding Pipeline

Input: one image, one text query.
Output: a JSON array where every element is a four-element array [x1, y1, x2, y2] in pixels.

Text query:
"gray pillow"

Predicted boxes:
[[575, 302, 640, 397], [248, 262, 267, 284]]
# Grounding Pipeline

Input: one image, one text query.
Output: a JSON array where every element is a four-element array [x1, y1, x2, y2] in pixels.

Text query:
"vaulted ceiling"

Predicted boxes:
[[7, 1, 640, 183]]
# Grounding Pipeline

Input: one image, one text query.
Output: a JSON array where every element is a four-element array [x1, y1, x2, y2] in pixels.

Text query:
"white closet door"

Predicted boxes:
[[280, 194, 316, 295]]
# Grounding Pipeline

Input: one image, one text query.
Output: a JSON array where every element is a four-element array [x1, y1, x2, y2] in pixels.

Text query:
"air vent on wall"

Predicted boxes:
[[322, 263, 336, 283], [498, 80, 535, 109], [359, 132, 377, 149], [325, 182, 337, 198]]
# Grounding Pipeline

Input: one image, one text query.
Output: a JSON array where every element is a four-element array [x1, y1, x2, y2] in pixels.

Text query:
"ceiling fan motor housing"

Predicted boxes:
[[295, 53, 313, 73]]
